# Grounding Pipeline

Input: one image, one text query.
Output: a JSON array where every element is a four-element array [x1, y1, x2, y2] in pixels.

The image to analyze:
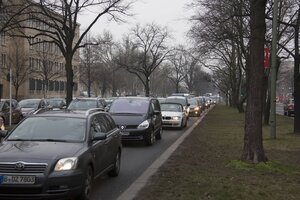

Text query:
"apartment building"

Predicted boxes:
[[0, 2, 80, 100]]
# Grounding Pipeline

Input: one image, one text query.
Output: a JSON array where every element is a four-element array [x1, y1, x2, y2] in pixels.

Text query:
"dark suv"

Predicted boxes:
[[0, 109, 121, 200], [109, 97, 162, 146]]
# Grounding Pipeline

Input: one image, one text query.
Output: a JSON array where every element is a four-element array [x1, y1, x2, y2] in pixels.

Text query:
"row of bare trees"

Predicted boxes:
[[79, 24, 214, 97], [188, 0, 299, 163], [0, 0, 214, 102]]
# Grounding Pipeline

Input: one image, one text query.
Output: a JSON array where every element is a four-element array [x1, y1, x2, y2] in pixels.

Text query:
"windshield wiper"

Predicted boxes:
[[31, 139, 69, 142], [7, 138, 31, 141], [111, 112, 143, 116]]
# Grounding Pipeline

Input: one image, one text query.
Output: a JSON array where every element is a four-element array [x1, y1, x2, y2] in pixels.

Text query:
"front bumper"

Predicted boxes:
[[0, 170, 84, 200], [162, 119, 182, 128], [120, 128, 150, 141]]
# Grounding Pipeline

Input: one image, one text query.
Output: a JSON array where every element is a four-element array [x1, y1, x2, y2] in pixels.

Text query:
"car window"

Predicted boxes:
[[96, 114, 112, 132], [7, 117, 86, 142], [109, 98, 149, 114], [105, 114, 116, 129], [161, 104, 182, 112], [19, 99, 40, 108]]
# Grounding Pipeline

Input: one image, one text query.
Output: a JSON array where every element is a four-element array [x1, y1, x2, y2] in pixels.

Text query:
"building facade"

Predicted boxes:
[[0, 3, 80, 100]]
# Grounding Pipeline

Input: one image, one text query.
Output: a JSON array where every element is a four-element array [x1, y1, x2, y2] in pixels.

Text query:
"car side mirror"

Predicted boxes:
[[93, 132, 107, 141]]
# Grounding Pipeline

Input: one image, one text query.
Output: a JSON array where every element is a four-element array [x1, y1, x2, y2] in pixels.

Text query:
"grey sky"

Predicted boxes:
[[78, 0, 192, 44]]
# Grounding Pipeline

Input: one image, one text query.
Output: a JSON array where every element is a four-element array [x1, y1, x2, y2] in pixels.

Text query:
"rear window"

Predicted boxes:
[[109, 98, 149, 114]]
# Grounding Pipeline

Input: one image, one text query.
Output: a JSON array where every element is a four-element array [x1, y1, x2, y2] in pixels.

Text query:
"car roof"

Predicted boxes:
[[115, 96, 154, 100], [31, 109, 106, 118]]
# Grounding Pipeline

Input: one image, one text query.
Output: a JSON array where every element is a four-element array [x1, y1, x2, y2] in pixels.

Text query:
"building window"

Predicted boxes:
[[29, 79, 36, 90], [1, 54, 6, 67]]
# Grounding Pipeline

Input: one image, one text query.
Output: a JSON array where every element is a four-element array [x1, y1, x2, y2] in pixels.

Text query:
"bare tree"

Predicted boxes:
[[3, 0, 132, 104], [117, 23, 171, 97], [0, 38, 29, 100], [166, 46, 188, 93]]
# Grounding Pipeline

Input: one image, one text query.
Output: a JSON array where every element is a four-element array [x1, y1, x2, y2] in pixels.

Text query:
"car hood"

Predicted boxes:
[[162, 111, 183, 117], [0, 141, 85, 163], [110, 113, 147, 126]]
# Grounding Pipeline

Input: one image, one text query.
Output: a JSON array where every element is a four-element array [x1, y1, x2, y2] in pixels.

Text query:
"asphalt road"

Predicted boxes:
[[89, 117, 198, 200]]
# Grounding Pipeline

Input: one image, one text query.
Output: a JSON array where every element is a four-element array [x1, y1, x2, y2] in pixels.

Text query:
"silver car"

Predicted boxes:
[[160, 103, 187, 129]]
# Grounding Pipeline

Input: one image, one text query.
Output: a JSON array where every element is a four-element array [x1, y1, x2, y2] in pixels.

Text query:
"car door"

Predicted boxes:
[[151, 99, 162, 133], [102, 113, 120, 165], [89, 115, 109, 175]]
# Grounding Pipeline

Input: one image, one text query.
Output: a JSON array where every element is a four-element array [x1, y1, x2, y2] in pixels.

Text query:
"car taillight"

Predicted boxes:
[[288, 104, 294, 109]]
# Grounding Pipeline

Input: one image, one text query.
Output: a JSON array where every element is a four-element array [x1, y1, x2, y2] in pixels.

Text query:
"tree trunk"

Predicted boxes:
[[65, 54, 74, 105], [241, 0, 268, 163], [145, 76, 150, 97], [294, 11, 300, 134]]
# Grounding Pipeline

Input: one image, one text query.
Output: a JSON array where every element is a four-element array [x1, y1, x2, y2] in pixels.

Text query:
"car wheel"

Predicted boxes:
[[155, 127, 162, 140], [108, 151, 121, 177], [183, 118, 187, 128], [78, 166, 93, 200], [145, 128, 155, 146]]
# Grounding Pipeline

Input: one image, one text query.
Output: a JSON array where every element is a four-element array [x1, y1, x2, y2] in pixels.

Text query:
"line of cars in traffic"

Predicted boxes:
[[0, 94, 213, 199]]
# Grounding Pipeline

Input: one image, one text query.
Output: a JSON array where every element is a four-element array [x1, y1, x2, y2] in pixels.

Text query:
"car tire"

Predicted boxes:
[[108, 151, 121, 177], [145, 128, 155, 146], [155, 127, 162, 140], [183, 118, 187, 128], [78, 166, 93, 200]]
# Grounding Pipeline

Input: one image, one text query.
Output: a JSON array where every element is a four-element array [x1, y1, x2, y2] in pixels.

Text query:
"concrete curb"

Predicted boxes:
[[117, 108, 211, 200]]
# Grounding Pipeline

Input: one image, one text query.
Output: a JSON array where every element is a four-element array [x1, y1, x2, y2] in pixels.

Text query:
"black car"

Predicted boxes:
[[109, 97, 162, 146], [0, 109, 122, 200]]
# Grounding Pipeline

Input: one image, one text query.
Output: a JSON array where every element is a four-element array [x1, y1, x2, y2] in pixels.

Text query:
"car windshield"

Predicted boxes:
[[7, 117, 86, 142], [19, 99, 40, 108], [48, 99, 65, 107], [161, 104, 182, 112], [188, 99, 198, 105], [68, 99, 98, 110], [165, 98, 186, 106], [109, 98, 149, 114]]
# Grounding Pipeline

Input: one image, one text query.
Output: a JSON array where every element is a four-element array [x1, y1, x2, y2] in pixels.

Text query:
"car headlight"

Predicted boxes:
[[138, 120, 149, 129], [195, 107, 199, 111], [54, 157, 78, 171], [172, 116, 180, 120]]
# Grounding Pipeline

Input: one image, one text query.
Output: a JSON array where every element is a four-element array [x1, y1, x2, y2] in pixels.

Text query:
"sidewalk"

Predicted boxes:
[[129, 105, 300, 200]]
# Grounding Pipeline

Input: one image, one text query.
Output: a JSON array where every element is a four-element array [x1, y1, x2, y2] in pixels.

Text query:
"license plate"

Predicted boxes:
[[0, 175, 35, 184], [121, 131, 130, 136]]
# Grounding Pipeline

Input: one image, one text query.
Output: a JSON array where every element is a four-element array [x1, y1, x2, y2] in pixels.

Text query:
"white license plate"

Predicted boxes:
[[121, 131, 130, 136], [0, 175, 35, 184]]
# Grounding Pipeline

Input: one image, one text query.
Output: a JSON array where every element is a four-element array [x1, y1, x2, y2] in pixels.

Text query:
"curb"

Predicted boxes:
[[117, 107, 212, 200]]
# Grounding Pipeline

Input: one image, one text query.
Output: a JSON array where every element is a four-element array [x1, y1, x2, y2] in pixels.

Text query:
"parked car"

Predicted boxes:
[[67, 97, 107, 111], [46, 97, 67, 110], [109, 97, 162, 146], [165, 96, 190, 118], [0, 108, 122, 200], [284, 98, 294, 116], [0, 99, 23, 125], [160, 103, 187, 129], [188, 98, 202, 117], [18, 98, 51, 117]]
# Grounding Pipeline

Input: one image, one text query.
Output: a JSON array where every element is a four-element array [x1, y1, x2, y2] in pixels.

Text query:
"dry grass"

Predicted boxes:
[[134, 105, 300, 200]]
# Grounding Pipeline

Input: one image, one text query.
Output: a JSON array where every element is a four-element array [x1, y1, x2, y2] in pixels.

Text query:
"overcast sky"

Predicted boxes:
[[78, 0, 193, 45]]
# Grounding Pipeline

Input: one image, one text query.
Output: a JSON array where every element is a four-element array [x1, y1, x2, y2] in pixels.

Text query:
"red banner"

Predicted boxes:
[[264, 48, 269, 68]]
